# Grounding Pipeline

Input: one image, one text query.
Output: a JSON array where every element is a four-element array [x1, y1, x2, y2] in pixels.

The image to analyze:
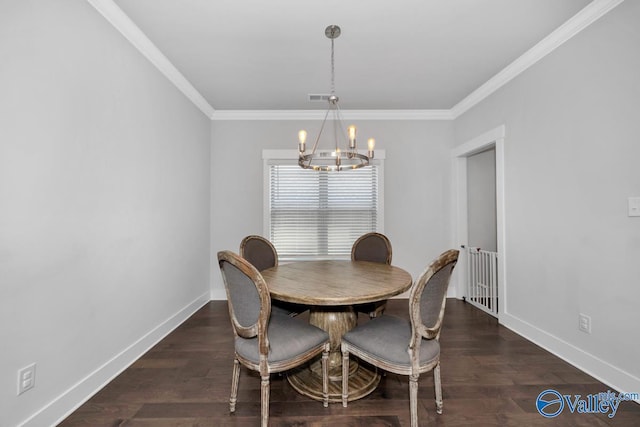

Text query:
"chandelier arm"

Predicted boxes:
[[333, 109, 340, 154], [333, 102, 352, 154], [307, 107, 332, 167]]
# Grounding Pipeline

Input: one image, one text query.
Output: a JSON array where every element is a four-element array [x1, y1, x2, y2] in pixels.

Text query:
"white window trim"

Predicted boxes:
[[263, 149, 385, 260]]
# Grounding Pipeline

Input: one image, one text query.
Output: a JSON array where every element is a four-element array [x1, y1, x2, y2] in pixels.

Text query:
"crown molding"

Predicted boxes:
[[87, 0, 216, 119], [450, 0, 625, 119], [210, 109, 454, 121], [89, 0, 623, 123]]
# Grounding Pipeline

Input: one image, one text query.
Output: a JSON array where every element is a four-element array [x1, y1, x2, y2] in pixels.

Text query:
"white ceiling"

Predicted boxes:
[[108, 0, 596, 112]]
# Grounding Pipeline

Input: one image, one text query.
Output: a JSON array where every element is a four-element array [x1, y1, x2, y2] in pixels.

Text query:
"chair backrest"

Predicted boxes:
[[239, 235, 278, 272], [409, 249, 459, 345], [218, 250, 271, 355], [351, 232, 392, 264]]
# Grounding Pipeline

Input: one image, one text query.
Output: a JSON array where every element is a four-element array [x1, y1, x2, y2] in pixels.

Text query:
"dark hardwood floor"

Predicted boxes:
[[59, 299, 639, 426]]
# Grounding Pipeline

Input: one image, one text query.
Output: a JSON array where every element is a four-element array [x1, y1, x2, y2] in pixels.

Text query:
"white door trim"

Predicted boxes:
[[452, 125, 507, 319]]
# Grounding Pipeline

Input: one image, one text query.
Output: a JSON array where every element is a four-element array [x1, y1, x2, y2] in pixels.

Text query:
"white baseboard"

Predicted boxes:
[[211, 288, 227, 300], [19, 292, 211, 427], [500, 312, 640, 404]]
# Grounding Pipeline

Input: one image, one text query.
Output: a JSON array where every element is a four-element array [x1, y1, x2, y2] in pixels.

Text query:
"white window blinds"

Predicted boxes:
[[267, 164, 380, 260]]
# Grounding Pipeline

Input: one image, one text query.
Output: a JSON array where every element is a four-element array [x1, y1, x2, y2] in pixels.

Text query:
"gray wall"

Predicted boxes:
[[454, 0, 640, 393], [210, 119, 455, 299], [467, 148, 497, 251], [0, 1, 211, 426]]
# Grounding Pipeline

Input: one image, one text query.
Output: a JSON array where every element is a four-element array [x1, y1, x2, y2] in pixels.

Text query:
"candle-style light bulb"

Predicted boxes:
[[336, 148, 341, 167], [367, 138, 375, 159], [298, 130, 307, 153], [347, 125, 357, 149]]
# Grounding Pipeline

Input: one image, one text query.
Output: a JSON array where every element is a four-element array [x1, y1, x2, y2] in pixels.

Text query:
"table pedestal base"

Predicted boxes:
[[287, 360, 380, 403], [286, 305, 381, 402]]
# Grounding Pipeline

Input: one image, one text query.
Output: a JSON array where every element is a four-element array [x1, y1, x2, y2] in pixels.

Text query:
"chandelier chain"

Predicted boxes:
[[330, 37, 335, 95]]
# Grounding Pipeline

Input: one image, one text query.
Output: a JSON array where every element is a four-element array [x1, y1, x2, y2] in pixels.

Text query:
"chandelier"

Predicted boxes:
[[298, 25, 375, 171]]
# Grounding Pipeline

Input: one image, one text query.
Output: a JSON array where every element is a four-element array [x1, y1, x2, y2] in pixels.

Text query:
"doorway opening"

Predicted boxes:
[[452, 126, 506, 319]]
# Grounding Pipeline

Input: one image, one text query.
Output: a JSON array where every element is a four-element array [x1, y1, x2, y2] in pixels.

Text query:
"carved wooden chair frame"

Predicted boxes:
[[351, 232, 393, 317], [341, 249, 459, 427], [218, 250, 329, 427]]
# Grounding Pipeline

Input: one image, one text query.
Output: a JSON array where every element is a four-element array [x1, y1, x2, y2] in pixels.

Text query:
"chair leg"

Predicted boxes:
[[341, 345, 349, 407], [409, 374, 419, 427], [322, 343, 329, 408], [230, 359, 240, 413], [434, 363, 443, 414], [261, 375, 270, 427], [369, 301, 387, 319]]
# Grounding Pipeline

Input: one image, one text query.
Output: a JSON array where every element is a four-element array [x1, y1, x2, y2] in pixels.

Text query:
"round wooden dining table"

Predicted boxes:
[[261, 259, 412, 403]]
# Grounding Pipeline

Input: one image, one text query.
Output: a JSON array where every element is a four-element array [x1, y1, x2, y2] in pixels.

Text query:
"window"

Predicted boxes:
[[264, 150, 384, 260]]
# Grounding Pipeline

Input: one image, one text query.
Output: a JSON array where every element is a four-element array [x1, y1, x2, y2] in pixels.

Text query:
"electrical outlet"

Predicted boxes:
[[578, 314, 591, 334], [17, 363, 36, 395], [629, 197, 640, 217]]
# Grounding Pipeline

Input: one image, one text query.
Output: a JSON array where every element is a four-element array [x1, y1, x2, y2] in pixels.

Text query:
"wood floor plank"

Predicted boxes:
[[58, 299, 640, 426]]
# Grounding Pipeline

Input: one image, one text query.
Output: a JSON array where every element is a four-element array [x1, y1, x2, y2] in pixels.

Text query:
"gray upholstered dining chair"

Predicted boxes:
[[239, 235, 307, 316], [218, 250, 330, 427], [340, 249, 459, 427], [351, 232, 393, 318]]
